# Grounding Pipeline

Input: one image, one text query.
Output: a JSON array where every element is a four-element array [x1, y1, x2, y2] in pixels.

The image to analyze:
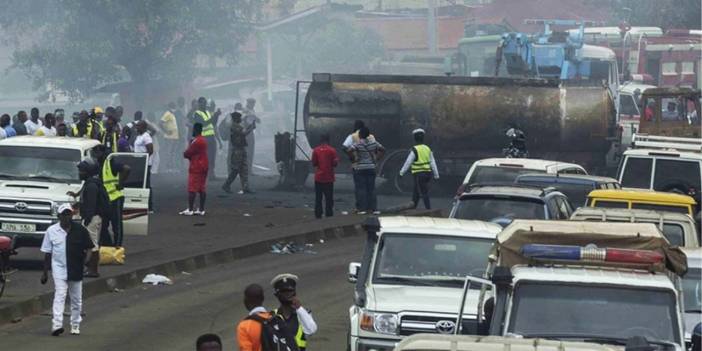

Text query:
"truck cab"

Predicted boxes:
[[347, 216, 502, 351], [0, 136, 151, 249], [461, 220, 688, 350]]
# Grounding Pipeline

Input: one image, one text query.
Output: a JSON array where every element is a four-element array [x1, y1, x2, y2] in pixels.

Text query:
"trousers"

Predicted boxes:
[[206, 136, 217, 178], [223, 148, 249, 191], [412, 172, 432, 209], [101, 197, 123, 247], [52, 278, 82, 330], [314, 182, 334, 218], [356, 169, 377, 212]]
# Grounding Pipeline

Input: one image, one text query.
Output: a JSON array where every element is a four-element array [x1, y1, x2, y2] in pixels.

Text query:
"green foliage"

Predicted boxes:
[[0, 0, 263, 101], [611, 0, 701, 30], [270, 18, 385, 77]]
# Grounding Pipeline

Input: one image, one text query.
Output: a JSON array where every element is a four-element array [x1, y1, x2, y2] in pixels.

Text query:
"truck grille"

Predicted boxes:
[[0, 199, 53, 216], [400, 314, 478, 336]]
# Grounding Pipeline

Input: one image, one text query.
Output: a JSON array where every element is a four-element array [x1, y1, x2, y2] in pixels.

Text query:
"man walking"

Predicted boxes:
[[347, 127, 384, 215], [40, 204, 94, 336], [342, 120, 374, 212], [271, 274, 318, 351], [222, 112, 254, 194], [311, 134, 338, 218], [181, 123, 208, 216], [236, 284, 269, 351], [399, 129, 439, 209], [193, 97, 218, 179], [75, 159, 109, 277], [134, 120, 155, 211]]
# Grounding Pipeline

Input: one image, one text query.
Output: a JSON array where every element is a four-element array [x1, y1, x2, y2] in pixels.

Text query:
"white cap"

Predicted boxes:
[[57, 203, 73, 214], [412, 128, 425, 135]]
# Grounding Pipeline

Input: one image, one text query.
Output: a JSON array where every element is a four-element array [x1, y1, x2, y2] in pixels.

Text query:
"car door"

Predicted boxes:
[[105, 152, 150, 236]]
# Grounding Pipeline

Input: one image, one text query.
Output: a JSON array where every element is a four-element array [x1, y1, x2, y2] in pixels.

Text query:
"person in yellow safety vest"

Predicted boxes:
[[193, 97, 218, 179], [94, 145, 130, 247], [72, 110, 100, 139], [271, 273, 317, 351], [101, 110, 120, 154], [398, 128, 439, 209]]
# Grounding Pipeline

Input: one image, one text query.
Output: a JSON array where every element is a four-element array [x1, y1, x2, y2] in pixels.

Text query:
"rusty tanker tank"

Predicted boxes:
[[302, 73, 617, 189]]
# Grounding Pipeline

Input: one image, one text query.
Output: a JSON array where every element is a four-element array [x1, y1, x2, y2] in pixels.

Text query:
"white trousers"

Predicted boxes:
[[52, 277, 82, 330]]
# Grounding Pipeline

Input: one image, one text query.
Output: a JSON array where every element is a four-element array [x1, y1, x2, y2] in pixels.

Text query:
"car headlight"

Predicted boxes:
[[360, 311, 399, 335]]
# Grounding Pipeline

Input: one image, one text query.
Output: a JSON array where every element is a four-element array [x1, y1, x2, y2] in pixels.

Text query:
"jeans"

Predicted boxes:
[[315, 182, 334, 218], [352, 169, 361, 210], [412, 172, 432, 209], [206, 136, 217, 178], [52, 278, 82, 330], [356, 169, 377, 212], [101, 197, 123, 247]]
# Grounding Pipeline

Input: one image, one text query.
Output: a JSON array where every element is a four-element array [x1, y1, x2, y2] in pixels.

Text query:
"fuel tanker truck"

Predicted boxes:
[[281, 72, 618, 192]]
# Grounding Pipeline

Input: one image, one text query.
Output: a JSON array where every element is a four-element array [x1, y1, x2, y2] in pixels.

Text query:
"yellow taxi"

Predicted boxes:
[[586, 189, 697, 215]]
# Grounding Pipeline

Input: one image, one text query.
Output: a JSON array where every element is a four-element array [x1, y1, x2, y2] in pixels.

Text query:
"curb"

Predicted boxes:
[[0, 209, 441, 325]]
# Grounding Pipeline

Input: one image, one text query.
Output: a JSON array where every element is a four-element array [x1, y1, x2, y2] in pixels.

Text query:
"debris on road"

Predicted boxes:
[[142, 274, 173, 286], [243, 213, 252, 217], [270, 241, 318, 255]]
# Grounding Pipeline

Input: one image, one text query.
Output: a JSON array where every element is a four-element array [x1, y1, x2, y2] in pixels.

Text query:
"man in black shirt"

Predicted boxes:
[[76, 159, 109, 277], [40, 204, 94, 336]]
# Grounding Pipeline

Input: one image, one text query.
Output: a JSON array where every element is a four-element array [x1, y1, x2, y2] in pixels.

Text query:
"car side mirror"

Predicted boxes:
[[348, 262, 361, 283]]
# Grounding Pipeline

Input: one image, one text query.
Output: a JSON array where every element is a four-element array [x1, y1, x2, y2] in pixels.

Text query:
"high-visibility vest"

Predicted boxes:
[[102, 131, 118, 154], [72, 123, 93, 138], [411, 144, 432, 174], [102, 160, 124, 201], [273, 309, 307, 349], [195, 110, 215, 137]]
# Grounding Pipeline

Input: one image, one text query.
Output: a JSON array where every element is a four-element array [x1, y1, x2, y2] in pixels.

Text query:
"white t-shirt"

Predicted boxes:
[[25, 119, 40, 135], [0, 127, 5, 140], [134, 132, 154, 166], [35, 126, 57, 136], [40, 223, 68, 280]]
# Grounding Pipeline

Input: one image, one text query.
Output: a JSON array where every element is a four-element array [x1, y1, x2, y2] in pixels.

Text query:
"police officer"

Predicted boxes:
[[399, 129, 439, 209], [221, 112, 253, 194], [271, 273, 317, 351], [193, 97, 217, 179]]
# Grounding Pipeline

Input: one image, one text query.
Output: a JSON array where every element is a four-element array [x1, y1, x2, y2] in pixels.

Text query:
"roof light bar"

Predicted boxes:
[[521, 244, 663, 265]]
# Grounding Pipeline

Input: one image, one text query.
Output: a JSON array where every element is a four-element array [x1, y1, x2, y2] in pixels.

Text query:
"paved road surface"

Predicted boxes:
[[0, 234, 363, 350]]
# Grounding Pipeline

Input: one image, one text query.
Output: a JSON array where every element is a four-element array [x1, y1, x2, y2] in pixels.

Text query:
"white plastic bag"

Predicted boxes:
[[142, 273, 173, 285]]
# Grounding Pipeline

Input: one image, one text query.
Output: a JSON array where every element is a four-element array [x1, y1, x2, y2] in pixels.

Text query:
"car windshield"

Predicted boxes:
[[517, 179, 594, 208], [509, 282, 680, 345], [661, 224, 685, 246], [0, 146, 81, 183], [373, 233, 494, 287], [682, 267, 702, 313], [469, 166, 542, 185], [453, 196, 545, 222]]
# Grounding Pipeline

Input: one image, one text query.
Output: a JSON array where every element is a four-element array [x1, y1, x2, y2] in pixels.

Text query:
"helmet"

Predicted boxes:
[[93, 106, 104, 114]]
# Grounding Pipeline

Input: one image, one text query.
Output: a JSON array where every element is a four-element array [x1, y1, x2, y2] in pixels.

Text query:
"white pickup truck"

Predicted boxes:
[[0, 136, 150, 249], [347, 216, 502, 351], [460, 220, 690, 351]]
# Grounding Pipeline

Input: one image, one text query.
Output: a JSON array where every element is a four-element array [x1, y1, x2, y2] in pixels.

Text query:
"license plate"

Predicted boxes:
[[1, 223, 36, 233]]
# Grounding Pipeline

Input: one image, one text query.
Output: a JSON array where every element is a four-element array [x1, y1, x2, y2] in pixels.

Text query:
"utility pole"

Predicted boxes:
[[427, 0, 438, 55]]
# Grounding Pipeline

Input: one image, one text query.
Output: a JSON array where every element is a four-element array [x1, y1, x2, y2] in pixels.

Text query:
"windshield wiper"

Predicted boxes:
[[377, 276, 435, 286], [0, 173, 18, 179], [26, 175, 67, 183]]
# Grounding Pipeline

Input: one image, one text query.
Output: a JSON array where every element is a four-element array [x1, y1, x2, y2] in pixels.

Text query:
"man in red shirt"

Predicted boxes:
[[181, 123, 209, 216], [311, 133, 339, 219]]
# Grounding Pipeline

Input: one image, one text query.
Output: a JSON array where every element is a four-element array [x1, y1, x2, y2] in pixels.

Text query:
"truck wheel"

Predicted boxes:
[[379, 150, 414, 194]]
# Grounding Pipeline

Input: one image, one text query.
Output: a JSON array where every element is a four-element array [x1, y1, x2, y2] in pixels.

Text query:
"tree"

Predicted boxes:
[[0, 0, 263, 102], [611, 0, 701, 30]]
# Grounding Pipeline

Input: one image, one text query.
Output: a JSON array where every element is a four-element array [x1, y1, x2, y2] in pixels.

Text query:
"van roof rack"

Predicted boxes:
[[631, 134, 702, 153]]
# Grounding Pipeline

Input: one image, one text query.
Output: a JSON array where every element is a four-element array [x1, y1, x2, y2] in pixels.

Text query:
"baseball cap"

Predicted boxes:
[[57, 203, 73, 214]]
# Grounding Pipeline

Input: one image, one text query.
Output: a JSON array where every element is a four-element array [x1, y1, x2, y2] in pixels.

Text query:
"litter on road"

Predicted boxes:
[[142, 274, 173, 286]]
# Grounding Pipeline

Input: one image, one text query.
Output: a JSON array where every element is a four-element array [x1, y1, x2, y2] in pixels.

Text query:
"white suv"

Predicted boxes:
[[346, 216, 502, 351], [0, 136, 151, 249]]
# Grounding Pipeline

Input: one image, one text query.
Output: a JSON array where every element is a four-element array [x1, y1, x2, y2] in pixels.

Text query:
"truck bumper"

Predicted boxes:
[[351, 336, 398, 351]]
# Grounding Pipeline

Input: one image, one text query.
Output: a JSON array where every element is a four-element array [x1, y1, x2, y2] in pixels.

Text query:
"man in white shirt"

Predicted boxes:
[[271, 273, 317, 350], [0, 125, 6, 140], [25, 107, 41, 135], [35, 113, 57, 136], [40, 204, 94, 336], [134, 120, 155, 211]]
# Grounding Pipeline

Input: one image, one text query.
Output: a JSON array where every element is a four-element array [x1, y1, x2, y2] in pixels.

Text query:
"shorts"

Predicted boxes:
[[188, 173, 207, 193], [85, 216, 102, 252]]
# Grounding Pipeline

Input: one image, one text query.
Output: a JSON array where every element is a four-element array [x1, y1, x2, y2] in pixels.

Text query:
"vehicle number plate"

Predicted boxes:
[[1, 223, 36, 233]]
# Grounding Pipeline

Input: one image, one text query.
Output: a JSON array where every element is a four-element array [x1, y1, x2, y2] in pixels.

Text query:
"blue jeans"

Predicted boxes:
[[356, 169, 377, 212], [352, 169, 361, 210]]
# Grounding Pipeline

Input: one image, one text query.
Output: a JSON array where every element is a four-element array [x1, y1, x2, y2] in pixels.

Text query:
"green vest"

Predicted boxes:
[[102, 160, 123, 201], [72, 122, 93, 139], [195, 110, 215, 137], [102, 130, 118, 154], [411, 144, 432, 174]]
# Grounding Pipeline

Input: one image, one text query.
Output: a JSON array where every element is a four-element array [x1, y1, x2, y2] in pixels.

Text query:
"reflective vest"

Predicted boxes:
[[273, 309, 307, 349], [195, 110, 215, 137], [102, 131, 118, 154], [72, 122, 94, 139], [102, 160, 123, 201], [411, 144, 432, 174]]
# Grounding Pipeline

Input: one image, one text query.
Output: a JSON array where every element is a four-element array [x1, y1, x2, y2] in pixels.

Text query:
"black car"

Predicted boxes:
[[515, 173, 621, 208], [449, 184, 573, 227]]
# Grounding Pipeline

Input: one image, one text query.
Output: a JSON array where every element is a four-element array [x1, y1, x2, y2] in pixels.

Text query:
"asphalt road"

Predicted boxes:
[[0, 234, 363, 350]]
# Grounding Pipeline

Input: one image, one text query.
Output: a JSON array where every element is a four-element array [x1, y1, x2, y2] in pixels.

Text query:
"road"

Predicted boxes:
[[0, 234, 363, 350]]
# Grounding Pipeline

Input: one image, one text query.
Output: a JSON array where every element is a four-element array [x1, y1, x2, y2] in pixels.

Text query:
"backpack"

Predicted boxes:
[[246, 313, 300, 351]]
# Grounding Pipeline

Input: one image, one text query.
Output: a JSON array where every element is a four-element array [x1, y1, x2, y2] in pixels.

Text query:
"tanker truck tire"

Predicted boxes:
[[379, 150, 414, 194]]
